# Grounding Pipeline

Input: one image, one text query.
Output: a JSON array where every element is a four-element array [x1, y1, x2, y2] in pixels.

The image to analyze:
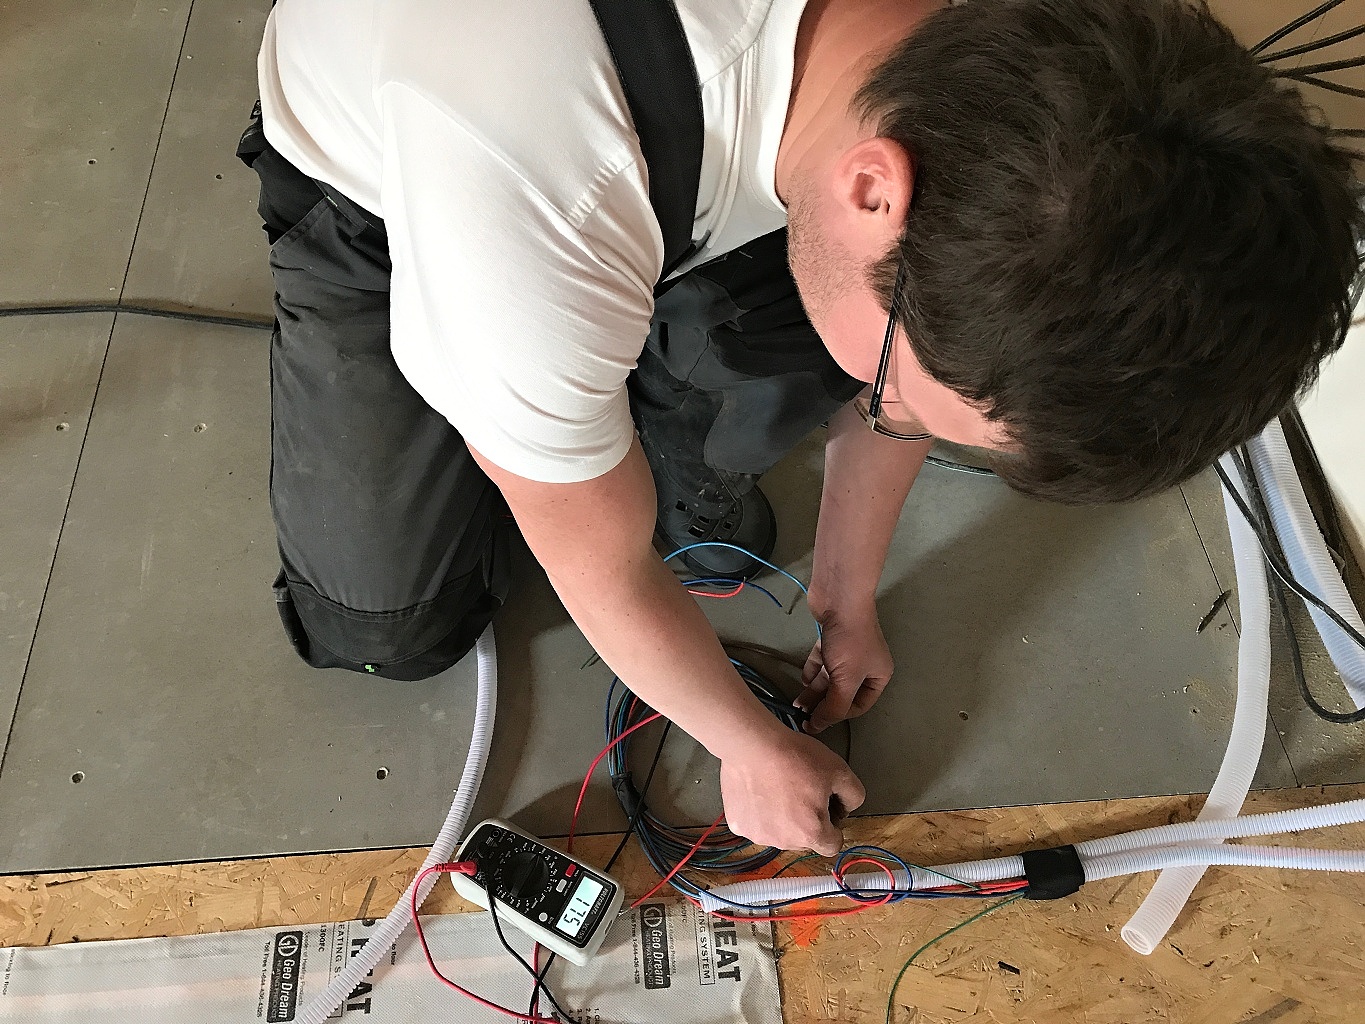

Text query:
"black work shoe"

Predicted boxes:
[[656, 479, 777, 580]]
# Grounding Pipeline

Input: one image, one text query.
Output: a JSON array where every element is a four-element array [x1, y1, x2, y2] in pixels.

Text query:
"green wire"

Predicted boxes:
[[883, 895, 1024, 1024], [774, 851, 980, 891], [903, 862, 981, 891], [772, 852, 822, 877]]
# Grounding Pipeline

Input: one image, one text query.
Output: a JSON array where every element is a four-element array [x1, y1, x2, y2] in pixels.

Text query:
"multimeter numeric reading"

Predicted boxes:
[[449, 819, 625, 966]]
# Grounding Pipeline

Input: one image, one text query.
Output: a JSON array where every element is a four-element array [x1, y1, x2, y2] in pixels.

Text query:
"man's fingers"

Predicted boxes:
[[794, 667, 830, 717], [833, 768, 867, 817], [801, 643, 823, 687], [847, 672, 892, 718], [809, 674, 862, 733], [808, 819, 843, 858]]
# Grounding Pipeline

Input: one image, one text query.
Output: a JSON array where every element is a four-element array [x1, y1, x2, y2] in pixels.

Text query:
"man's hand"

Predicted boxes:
[[720, 725, 865, 856], [796, 603, 894, 733]]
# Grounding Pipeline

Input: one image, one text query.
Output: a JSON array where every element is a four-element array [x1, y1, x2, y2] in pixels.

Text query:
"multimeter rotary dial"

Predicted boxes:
[[492, 849, 552, 908]]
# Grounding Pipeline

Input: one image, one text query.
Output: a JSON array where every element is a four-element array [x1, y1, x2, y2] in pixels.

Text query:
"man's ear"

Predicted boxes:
[[829, 136, 914, 256]]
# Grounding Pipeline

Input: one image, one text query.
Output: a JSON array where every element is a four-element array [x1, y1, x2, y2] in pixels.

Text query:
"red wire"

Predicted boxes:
[[566, 710, 662, 849], [630, 813, 726, 908], [687, 582, 745, 599], [410, 865, 561, 1024], [530, 943, 542, 1018], [835, 856, 900, 898], [923, 880, 1029, 895], [526, 706, 664, 1016], [698, 866, 1029, 925]]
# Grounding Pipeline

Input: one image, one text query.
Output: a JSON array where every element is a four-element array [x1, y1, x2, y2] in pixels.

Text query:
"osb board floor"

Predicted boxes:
[[2, 786, 1363, 1023]]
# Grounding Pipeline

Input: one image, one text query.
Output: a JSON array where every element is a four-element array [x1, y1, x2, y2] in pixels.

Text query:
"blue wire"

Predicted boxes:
[[604, 676, 618, 743], [663, 542, 811, 598], [696, 884, 1007, 913], [688, 845, 1011, 913], [834, 846, 917, 904], [637, 828, 1011, 910], [663, 542, 821, 640]]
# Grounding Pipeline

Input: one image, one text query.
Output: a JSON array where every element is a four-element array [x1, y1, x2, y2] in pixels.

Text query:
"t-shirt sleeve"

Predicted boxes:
[[376, 85, 662, 484]]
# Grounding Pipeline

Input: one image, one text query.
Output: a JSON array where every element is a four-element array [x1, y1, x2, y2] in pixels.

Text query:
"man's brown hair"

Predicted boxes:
[[858, 0, 1362, 503]]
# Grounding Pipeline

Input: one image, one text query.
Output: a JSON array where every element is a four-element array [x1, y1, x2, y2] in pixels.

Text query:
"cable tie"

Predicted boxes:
[[1021, 845, 1084, 900]]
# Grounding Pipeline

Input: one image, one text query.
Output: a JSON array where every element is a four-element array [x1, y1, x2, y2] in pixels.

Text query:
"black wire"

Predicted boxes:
[[485, 869, 575, 1022], [1217, 459, 1365, 650], [1252, 1, 1348, 56], [526, 721, 675, 1019], [1277, 71, 1365, 100], [1272, 558, 1365, 723], [1281, 410, 1351, 563], [605, 721, 672, 871], [1218, 457, 1365, 651], [1259, 21, 1365, 62], [1287, 54, 1365, 76], [1232, 449, 1365, 725], [0, 302, 274, 331], [600, 659, 838, 893]]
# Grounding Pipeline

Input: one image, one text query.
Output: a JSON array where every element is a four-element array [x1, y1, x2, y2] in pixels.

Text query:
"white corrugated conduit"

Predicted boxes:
[[296, 626, 499, 1024], [698, 796, 1365, 913], [1247, 418, 1365, 706], [1119, 454, 1274, 952]]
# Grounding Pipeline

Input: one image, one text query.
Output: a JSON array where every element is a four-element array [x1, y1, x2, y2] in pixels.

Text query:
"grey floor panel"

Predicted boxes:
[[119, 0, 273, 317], [0, 331, 1291, 871], [2, 0, 193, 303], [0, 317, 488, 872], [0, 316, 112, 758]]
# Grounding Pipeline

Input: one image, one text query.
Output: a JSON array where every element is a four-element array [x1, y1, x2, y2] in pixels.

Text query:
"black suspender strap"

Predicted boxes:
[[586, 0, 705, 286]]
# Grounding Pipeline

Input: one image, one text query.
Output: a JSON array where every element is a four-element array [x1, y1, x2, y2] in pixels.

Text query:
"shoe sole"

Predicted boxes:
[[659, 495, 778, 581]]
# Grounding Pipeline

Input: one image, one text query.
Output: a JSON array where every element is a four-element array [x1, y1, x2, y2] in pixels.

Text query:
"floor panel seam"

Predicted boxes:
[[0, 4, 196, 784], [0, 315, 120, 782], [1179, 484, 1300, 788], [114, 1, 197, 307]]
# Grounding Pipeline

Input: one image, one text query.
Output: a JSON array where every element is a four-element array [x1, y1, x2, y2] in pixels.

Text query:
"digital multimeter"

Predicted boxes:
[[449, 819, 625, 966]]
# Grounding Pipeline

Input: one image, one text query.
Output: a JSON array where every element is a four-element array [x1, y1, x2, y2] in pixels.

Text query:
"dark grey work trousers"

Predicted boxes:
[[246, 139, 862, 681]]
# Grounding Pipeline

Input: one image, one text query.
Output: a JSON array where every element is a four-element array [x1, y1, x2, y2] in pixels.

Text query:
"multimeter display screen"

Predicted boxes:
[[554, 876, 605, 939]]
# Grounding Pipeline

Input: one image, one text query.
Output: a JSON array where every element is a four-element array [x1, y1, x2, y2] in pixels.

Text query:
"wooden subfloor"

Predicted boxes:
[[3, 785, 1363, 1023]]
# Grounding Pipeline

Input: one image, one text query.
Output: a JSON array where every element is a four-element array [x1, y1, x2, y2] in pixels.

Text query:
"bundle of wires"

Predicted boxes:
[[601, 543, 1027, 912], [602, 667, 1032, 915], [603, 658, 805, 898], [599, 546, 827, 900]]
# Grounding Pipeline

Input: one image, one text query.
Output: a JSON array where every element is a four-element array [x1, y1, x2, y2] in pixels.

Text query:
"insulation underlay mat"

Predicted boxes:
[[0, 901, 780, 1023]]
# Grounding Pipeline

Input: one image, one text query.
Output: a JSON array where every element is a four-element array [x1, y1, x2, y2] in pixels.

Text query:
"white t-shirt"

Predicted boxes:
[[258, 0, 808, 483]]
